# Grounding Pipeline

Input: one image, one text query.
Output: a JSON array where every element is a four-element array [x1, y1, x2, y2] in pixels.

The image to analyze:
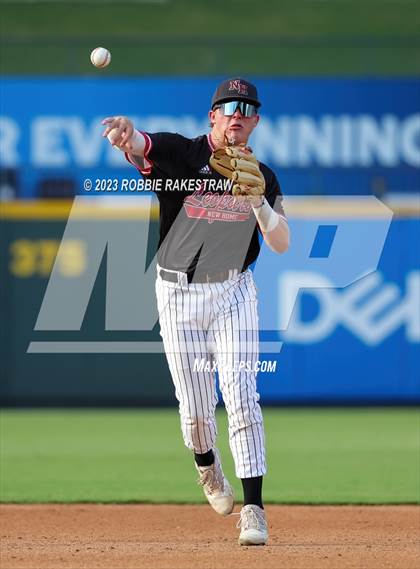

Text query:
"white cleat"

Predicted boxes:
[[237, 504, 268, 546], [195, 448, 234, 516]]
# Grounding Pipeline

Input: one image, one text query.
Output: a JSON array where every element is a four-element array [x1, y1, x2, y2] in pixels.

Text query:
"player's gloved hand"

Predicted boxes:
[[209, 145, 265, 201]]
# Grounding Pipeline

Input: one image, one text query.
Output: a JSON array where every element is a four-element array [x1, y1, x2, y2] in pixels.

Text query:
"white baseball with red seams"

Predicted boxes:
[[90, 47, 111, 68]]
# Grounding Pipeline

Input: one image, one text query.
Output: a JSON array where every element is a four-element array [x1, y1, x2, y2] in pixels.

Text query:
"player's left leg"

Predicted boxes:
[[210, 270, 268, 544], [211, 271, 266, 479]]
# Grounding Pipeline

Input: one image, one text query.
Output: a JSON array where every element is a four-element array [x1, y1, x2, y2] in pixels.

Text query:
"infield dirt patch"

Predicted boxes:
[[1, 504, 419, 569]]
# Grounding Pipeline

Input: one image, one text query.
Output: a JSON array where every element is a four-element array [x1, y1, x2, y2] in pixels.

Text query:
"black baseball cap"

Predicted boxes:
[[211, 77, 261, 109]]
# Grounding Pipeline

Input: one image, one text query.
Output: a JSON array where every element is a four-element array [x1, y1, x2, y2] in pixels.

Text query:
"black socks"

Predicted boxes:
[[194, 449, 215, 467], [241, 476, 264, 509]]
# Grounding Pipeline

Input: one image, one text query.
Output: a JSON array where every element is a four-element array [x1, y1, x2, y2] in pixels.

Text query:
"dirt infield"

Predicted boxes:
[[1, 505, 419, 569]]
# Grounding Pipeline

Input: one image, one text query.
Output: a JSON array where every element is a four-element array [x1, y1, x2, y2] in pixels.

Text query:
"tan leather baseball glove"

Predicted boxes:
[[209, 146, 265, 198]]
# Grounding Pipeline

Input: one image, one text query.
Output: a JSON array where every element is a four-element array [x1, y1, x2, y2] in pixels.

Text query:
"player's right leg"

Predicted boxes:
[[155, 272, 234, 514], [155, 273, 217, 452]]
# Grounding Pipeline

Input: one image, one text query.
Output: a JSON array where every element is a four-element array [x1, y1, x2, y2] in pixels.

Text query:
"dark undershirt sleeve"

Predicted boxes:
[[125, 132, 191, 177]]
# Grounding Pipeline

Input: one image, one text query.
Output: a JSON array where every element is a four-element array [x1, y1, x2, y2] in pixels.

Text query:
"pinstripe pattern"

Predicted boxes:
[[155, 265, 266, 479]]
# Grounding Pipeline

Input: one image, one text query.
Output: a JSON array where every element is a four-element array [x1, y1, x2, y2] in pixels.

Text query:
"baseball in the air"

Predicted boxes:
[[90, 47, 111, 68]]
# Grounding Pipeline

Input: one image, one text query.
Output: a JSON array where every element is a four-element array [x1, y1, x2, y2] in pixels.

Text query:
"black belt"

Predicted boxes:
[[159, 268, 243, 284]]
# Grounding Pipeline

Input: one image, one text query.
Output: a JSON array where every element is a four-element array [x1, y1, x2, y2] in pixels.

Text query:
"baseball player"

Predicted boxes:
[[102, 78, 289, 546]]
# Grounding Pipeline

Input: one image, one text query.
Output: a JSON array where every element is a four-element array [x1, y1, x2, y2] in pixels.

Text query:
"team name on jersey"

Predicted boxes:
[[183, 187, 252, 224]]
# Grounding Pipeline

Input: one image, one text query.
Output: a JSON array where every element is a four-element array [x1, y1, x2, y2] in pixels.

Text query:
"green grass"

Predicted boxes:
[[1, 408, 419, 504], [0, 0, 419, 74]]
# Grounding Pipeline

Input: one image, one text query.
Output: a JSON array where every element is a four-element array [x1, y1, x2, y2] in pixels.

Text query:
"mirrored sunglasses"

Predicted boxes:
[[215, 101, 258, 117]]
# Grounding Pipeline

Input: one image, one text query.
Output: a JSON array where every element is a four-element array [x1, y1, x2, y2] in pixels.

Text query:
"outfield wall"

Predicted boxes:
[[1, 76, 419, 405], [1, 198, 419, 406], [1, 77, 419, 199]]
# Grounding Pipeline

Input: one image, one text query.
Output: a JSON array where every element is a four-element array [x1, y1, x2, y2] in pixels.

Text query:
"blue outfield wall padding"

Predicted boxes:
[[0, 77, 419, 198]]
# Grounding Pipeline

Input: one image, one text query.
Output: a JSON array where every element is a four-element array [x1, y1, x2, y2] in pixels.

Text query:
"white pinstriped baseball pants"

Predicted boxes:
[[155, 265, 266, 478]]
